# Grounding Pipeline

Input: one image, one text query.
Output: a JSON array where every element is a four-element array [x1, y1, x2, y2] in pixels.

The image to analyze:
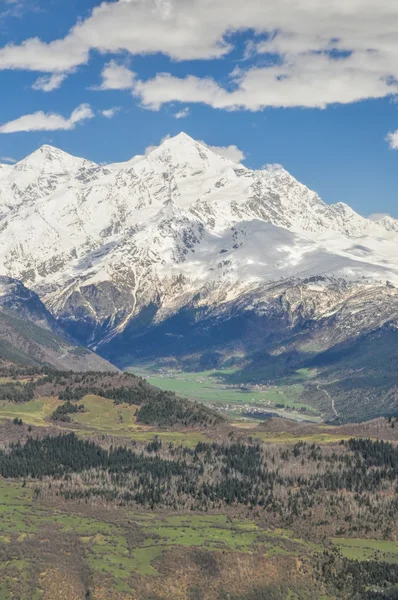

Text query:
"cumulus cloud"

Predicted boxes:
[[101, 107, 120, 118], [96, 61, 135, 91], [121, 135, 172, 167], [32, 72, 68, 92], [368, 213, 392, 221], [0, 36, 89, 72], [386, 129, 398, 149], [132, 49, 398, 111], [199, 141, 246, 162], [0, 103, 94, 133], [174, 107, 190, 119], [1, 0, 398, 111], [132, 74, 226, 110], [143, 134, 171, 156]]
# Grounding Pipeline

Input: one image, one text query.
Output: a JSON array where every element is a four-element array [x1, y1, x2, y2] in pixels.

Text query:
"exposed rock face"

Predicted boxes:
[[1, 133, 398, 366]]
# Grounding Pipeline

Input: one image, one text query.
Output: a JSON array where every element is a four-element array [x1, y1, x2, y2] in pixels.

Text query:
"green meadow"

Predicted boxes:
[[0, 479, 317, 597], [333, 538, 398, 563], [134, 368, 318, 418], [0, 394, 207, 447]]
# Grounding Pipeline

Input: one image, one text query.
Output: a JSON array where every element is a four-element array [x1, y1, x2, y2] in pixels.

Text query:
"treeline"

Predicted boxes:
[[2, 369, 224, 429], [0, 435, 396, 539], [0, 433, 192, 481], [56, 383, 222, 428], [0, 433, 267, 508], [39, 370, 145, 394], [39, 370, 164, 407]]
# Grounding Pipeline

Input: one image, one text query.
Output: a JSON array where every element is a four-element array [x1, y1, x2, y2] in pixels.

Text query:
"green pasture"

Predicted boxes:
[[333, 538, 398, 563], [0, 395, 208, 447], [0, 479, 312, 595], [135, 368, 317, 415]]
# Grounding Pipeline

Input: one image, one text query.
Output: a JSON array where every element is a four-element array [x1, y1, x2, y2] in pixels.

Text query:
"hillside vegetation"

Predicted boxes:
[[1, 363, 398, 598], [0, 369, 224, 429]]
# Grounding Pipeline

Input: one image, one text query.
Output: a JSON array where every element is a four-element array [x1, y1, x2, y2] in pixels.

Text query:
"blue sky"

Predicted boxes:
[[1, 0, 398, 218]]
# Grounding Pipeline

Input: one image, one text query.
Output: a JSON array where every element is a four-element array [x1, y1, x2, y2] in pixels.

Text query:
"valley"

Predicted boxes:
[[132, 366, 321, 422]]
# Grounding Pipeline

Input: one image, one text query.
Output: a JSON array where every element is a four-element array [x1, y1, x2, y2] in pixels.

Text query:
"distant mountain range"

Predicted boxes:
[[1, 133, 398, 418]]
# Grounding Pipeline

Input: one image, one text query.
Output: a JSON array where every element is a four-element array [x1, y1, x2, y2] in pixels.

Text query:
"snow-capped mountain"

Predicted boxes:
[[1, 132, 398, 366]]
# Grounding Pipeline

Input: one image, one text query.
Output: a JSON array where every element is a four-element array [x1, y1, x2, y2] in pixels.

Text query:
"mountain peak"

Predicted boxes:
[[14, 144, 96, 174], [170, 132, 195, 143], [146, 132, 230, 170], [155, 132, 201, 152], [2, 131, 398, 370], [24, 144, 72, 160], [38, 144, 60, 153]]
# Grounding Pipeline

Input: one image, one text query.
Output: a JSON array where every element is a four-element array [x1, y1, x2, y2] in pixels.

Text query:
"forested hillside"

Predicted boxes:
[[0, 369, 224, 429]]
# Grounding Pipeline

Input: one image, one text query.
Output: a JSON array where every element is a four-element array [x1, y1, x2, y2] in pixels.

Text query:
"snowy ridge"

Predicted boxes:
[[0, 132, 397, 350]]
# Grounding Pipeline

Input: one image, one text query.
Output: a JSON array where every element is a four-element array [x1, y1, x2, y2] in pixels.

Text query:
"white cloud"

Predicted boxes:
[[263, 163, 285, 172], [132, 74, 226, 110], [3, 0, 398, 110], [0, 103, 94, 133], [0, 36, 89, 72], [144, 134, 171, 155], [121, 135, 172, 167], [32, 72, 68, 92], [199, 141, 246, 162], [174, 107, 190, 119], [386, 129, 398, 149], [0, 155, 17, 163], [0, 0, 33, 20], [242, 40, 257, 61], [101, 107, 120, 118], [132, 50, 398, 111], [368, 212, 392, 221], [96, 61, 135, 90]]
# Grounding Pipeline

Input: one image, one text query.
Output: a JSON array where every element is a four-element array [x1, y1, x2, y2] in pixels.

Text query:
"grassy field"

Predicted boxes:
[[74, 395, 208, 446], [332, 538, 398, 563], [0, 397, 58, 426], [0, 478, 327, 599], [132, 368, 320, 420], [0, 395, 208, 448]]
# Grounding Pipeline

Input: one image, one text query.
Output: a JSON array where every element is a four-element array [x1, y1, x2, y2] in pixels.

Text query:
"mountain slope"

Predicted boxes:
[[0, 133, 398, 391], [0, 277, 117, 372]]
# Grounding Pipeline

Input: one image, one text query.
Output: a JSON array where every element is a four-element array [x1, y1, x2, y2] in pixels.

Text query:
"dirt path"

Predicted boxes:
[[316, 384, 338, 418]]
